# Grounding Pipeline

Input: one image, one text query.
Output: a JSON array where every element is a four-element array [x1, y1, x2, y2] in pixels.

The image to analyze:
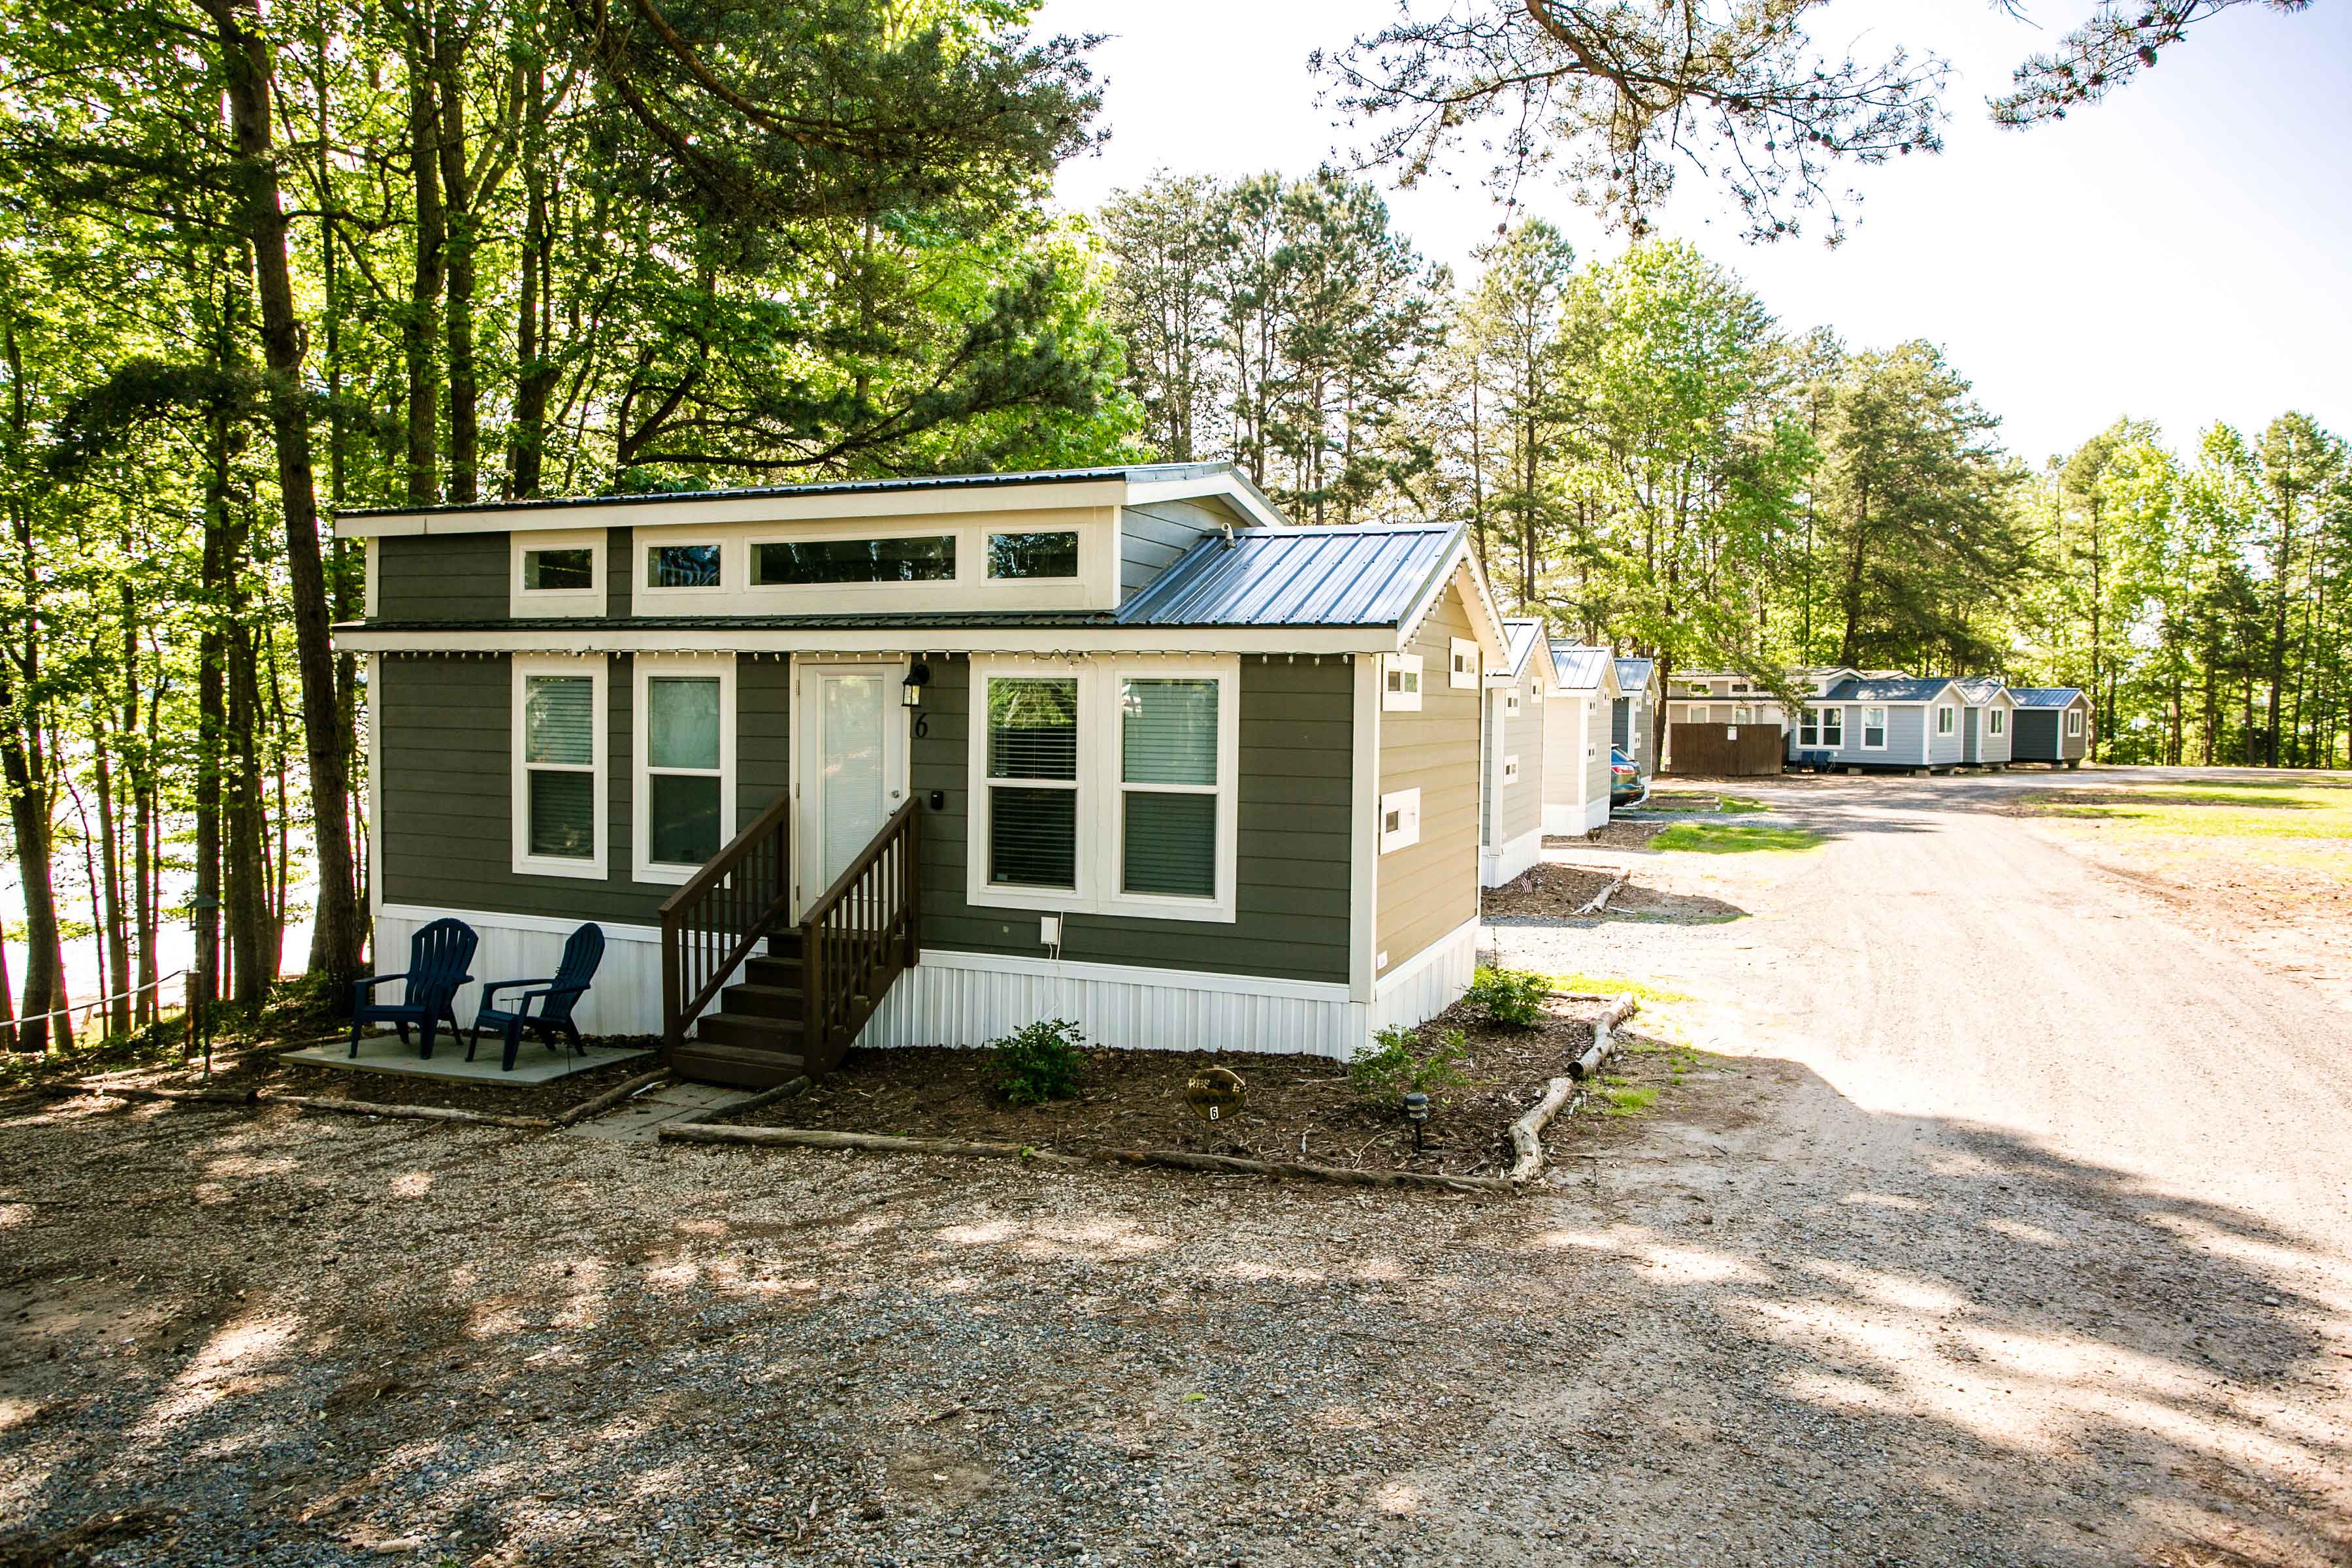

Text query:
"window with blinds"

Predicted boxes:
[[1119, 678, 1217, 900], [985, 676, 1079, 890], [522, 674, 596, 860], [645, 676, 722, 865]]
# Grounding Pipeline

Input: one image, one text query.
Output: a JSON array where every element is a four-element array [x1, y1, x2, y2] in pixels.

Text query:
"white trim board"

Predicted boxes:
[[342, 626, 1394, 657], [1480, 825, 1544, 889]]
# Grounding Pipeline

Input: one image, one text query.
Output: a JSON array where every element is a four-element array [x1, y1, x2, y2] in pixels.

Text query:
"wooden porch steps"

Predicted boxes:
[[670, 932, 815, 1088]]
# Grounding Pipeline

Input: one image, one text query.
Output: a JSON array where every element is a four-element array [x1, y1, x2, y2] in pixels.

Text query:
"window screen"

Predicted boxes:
[[523, 676, 595, 859], [987, 531, 1078, 580], [986, 678, 1078, 889], [754, 536, 955, 585], [1120, 678, 1217, 898]]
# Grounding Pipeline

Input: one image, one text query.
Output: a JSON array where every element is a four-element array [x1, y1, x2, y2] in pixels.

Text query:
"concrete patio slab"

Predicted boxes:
[[279, 1035, 654, 1085]]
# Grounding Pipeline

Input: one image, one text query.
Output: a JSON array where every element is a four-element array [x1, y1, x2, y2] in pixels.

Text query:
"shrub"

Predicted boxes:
[[1348, 1024, 1470, 1104], [1467, 965, 1552, 1029], [989, 1018, 1088, 1105]]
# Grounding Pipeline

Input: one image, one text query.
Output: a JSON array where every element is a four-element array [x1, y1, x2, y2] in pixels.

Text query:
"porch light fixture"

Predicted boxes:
[[902, 661, 930, 709]]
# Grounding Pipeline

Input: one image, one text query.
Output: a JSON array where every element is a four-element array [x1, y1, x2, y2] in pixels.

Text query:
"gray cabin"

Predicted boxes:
[[1613, 657, 1656, 776], [335, 464, 1512, 1084], [1956, 678, 2017, 767], [2008, 687, 2093, 766], [1787, 676, 1969, 773]]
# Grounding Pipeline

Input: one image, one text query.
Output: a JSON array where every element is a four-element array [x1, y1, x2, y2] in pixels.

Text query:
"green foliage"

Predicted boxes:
[[1348, 1024, 1470, 1105], [988, 1018, 1088, 1106], [1466, 966, 1552, 1029]]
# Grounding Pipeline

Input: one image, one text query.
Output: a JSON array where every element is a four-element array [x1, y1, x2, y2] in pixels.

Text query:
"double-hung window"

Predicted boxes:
[[633, 655, 734, 883], [1860, 706, 1888, 749], [2066, 708, 2085, 738], [1822, 707, 1845, 747], [1989, 708, 2006, 736], [968, 657, 1238, 921], [1937, 705, 1957, 737], [512, 655, 606, 879]]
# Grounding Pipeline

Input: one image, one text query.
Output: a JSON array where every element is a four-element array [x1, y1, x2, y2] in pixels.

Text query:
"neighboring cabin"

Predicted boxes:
[[1479, 618, 1550, 888], [1613, 657, 1656, 776], [335, 464, 1511, 1083], [1957, 678, 2017, 767], [2009, 687, 2093, 767], [1786, 676, 1969, 773], [1544, 643, 1621, 837]]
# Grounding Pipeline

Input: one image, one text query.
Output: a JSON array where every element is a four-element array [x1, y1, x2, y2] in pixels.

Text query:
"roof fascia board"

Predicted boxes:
[[335, 624, 1386, 657], [335, 478, 1130, 539], [1122, 470, 1290, 530], [1401, 540, 1509, 661]]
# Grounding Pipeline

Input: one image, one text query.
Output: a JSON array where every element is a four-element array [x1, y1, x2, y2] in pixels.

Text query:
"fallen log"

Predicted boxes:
[[549, 1069, 672, 1128], [89, 1083, 258, 1107], [659, 1122, 1516, 1194], [1505, 1076, 1582, 1184], [256, 1092, 553, 1130], [1578, 869, 1631, 915], [1571, 994, 1641, 1081]]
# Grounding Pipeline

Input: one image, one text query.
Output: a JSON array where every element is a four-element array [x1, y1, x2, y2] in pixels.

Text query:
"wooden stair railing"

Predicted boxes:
[[798, 796, 921, 1068], [658, 791, 792, 1054]]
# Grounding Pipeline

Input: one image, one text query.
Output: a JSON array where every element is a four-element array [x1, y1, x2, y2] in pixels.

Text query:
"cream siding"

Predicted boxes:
[[1377, 586, 1482, 976]]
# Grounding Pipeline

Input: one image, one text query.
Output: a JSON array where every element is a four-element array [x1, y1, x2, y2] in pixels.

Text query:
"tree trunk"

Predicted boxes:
[[0, 316, 67, 1054], [433, 1, 478, 502], [204, 0, 366, 992], [403, 22, 443, 505], [91, 712, 131, 1036], [510, 71, 555, 497]]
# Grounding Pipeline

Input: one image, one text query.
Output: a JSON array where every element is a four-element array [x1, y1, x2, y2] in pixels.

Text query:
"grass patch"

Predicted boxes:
[[1599, 1079, 1657, 1116], [1716, 794, 1771, 815], [1545, 972, 1694, 1006], [1650, 821, 1824, 854], [2022, 785, 2352, 840]]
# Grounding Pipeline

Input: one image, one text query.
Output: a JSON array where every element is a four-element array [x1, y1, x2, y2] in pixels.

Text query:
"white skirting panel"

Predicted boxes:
[[374, 904, 669, 1038], [1544, 798, 1608, 836], [1480, 826, 1546, 888], [860, 920, 1480, 1063]]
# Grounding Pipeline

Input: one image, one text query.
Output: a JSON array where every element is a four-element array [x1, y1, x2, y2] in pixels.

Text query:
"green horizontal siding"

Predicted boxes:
[[376, 532, 508, 621], [376, 653, 789, 928], [913, 653, 1354, 984]]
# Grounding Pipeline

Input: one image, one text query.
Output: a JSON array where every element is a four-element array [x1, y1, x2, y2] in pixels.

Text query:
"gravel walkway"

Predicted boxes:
[[3, 768, 2348, 1566]]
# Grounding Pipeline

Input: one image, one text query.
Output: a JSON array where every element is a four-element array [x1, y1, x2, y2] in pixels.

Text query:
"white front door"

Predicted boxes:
[[794, 661, 906, 914]]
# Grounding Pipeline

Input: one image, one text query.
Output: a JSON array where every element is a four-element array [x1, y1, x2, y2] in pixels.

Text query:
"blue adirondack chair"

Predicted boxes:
[[468, 923, 605, 1072], [349, 918, 478, 1058]]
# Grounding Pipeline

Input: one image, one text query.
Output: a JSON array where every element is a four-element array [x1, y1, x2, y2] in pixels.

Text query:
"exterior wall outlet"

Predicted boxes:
[[1039, 915, 1062, 946]]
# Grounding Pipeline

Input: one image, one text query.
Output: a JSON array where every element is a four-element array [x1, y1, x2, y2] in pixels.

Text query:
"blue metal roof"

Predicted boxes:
[[1820, 676, 1959, 703], [1549, 642, 1615, 692], [1614, 657, 1654, 693], [1956, 677, 2012, 705], [1115, 524, 1460, 629], [1493, 617, 1546, 680], [2008, 686, 2086, 709]]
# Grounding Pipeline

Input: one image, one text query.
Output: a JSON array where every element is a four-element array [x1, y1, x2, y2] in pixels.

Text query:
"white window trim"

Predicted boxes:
[[512, 653, 608, 881], [1449, 638, 1478, 689], [1823, 708, 1846, 748], [1383, 652, 1424, 711], [1936, 704, 1957, 736], [1379, 787, 1421, 854], [631, 654, 737, 886], [1501, 753, 1520, 787], [638, 536, 730, 606], [1799, 707, 1820, 747], [1989, 708, 2006, 736], [2066, 707, 2085, 737], [510, 528, 605, 617], [1503, 689, 1522, 717], [964, 654, 1240, 924], [1860, 706, 1889, 751]]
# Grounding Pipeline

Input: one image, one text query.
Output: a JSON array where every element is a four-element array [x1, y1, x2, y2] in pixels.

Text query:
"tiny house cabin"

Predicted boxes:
[[1957, 678, 2016, 766], [1786, 676, 1967, 773], [1480, 618, 1549, 887], [1613, 657, 1656, 775], [1544, 643, 1622, 836], [1664, 672, 1789, 736], [334, 465, 1511, 1082], [2008, 687, 2092, 766]]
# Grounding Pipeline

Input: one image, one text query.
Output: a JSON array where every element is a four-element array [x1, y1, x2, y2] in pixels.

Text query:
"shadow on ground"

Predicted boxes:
[[0, 1061, 2345, 1567]]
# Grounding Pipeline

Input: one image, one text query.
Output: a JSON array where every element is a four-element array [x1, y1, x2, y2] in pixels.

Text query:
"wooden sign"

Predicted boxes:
[[1184, 1067, 1246, 1123]]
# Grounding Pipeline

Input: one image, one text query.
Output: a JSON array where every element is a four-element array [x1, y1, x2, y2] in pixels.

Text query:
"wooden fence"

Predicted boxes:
[[1662, 723, 1785, 777]]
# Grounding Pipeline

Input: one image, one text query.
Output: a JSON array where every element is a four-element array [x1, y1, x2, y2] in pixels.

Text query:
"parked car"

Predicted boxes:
[[1609, 746, 1648, 808]]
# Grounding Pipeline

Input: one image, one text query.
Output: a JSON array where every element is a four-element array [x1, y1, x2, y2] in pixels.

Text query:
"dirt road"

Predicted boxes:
[[3, 769, 2349, 1566]]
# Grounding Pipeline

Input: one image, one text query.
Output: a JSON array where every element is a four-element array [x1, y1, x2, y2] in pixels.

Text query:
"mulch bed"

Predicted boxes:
[[1484, 861, 1617, 917], [70, 1041, 661, 1122], [719, 997, 1610, 1180]]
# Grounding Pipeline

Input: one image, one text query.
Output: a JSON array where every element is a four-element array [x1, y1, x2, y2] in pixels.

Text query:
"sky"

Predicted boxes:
[[1032, 0, 2352, 466]]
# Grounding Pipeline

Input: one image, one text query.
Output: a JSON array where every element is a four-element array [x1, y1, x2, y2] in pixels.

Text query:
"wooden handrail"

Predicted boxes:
[[658, 791, 793, 1053], [800, 797, 921, 1064]]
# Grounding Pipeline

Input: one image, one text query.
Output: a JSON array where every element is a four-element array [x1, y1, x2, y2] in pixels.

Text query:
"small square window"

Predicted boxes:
[[988, 531, 1079, 580], [647, 543, 722, 589], [1383, 653, 1424, 711], [1502, 753, 1520, 785], [1450, 638, 1478, 689], [1379, 787, 1420, 853]]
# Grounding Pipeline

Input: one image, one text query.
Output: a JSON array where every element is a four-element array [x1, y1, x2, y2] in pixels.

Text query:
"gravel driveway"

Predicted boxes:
[[4, 768, 2349, 1566]]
